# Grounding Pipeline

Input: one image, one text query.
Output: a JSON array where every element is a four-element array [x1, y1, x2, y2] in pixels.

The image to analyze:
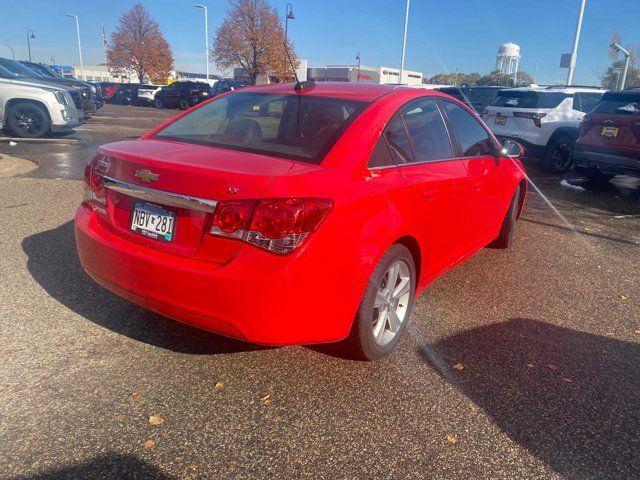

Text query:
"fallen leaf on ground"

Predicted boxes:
[[447, 435, 458, 444], [562, 377, 573, 383], [144, 439, 155, 449], [634, 330, 640, 336], [547, 364, 558, 370], [619, 294, 629, 301], [526, 363, 534, 368], [260, 394, 271, 405], [132, 391, 140, 398], [148, 416, 165, 426], [452, 363, 464, 371], [215, 382, 224, 390]]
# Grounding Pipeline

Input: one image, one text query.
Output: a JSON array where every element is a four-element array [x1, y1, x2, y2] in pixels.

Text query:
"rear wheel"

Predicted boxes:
[[585, 170, 615, 183], [542, 135, 575, 173], [179, 97, 189, 110], [345, 244, 415, 360], [7, 102, 50, 138], [154, 99, 164, 109], [489, 185, 521, 249]]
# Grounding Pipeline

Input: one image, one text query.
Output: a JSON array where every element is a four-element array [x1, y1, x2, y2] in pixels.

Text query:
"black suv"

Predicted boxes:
[[436, 86, 503, 114], [18, 60, 99, 114], [154, 81, 212, 110], [212, 79, 250, 97], [107, 83, 156, 106]]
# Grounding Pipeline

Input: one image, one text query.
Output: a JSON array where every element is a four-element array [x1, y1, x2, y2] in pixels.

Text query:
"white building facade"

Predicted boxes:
[[308, 65, 423, 85]]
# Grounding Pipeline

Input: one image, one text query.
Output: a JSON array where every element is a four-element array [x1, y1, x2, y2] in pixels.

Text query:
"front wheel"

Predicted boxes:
[[154, 99, 164, 109], [7, 102, 51, 138], [542, 135, 575, 173], [345, 244, 415, 360], [179, 97, 189, 110], [489, 185, 521, 249]]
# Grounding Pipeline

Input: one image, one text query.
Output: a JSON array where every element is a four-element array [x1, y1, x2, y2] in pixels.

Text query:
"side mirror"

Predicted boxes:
[[501, 139, 525, 158]]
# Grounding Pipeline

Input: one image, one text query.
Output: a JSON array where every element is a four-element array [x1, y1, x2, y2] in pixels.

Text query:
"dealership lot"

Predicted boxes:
[[1, 105, 639, 479]]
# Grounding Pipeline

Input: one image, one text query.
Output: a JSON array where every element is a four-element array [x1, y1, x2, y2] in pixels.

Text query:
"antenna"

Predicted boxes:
[[283, 42, 315, 92]]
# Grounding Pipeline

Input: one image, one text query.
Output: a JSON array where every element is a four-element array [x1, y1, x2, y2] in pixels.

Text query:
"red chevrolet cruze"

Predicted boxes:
[[75, 82, 527, 359]]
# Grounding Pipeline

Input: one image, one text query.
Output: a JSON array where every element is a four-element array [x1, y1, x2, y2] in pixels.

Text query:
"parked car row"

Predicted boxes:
[[100, 79, 250, 110]]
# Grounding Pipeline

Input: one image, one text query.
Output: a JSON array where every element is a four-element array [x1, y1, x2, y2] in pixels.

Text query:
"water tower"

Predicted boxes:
[[495, 42, 521, 76]]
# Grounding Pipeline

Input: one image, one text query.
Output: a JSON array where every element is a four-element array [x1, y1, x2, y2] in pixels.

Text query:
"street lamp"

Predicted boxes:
[[285, 3, 295, 42], [66, 14, 84, 80], [399, 0, 410, 84], [533, 59, 541, 84], [4, 44, 15, 60], [356, 52, 361, 82], [566, 0, 586, 86], [26, 30, 35, 62], [194, 4, 210, 82]]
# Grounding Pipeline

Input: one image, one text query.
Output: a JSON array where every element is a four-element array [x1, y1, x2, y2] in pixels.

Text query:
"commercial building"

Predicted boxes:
[[307, 65, 423, 85]]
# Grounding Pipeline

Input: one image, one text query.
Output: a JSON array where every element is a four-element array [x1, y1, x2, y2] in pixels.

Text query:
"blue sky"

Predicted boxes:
[[1, 0, 638, 85]]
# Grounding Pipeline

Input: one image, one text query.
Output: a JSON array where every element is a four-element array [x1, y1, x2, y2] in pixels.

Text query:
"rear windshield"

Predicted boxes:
[[491, 91, 568, 109], [592, 93, 640, 115], [154, 92, 368, 163]]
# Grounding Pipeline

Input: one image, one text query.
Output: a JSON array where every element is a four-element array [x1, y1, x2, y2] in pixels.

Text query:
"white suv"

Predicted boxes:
[[0, 63, 83, 138], [483, 86, 606, 172]]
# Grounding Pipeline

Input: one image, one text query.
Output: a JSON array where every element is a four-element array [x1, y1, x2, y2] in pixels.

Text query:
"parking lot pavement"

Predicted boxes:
[[1, 105, 639, 479]]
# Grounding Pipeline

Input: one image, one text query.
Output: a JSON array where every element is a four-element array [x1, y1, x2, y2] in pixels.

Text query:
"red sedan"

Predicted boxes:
[[75, 82, 527, 359]]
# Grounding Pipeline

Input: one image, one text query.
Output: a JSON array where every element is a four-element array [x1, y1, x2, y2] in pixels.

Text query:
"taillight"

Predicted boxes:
[[210, 198, 333, 254], [513, 111, 547, 128], [82, 163, 106, 205]]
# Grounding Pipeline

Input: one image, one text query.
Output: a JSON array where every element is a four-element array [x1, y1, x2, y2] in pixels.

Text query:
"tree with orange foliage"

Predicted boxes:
[[211, 0, 298, 84], [106, 4, 174, 84]]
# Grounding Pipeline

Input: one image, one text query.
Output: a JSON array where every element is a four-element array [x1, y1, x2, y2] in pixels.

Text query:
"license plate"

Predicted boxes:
[[130, 201, 176, 242], [495, 116, 506, 125], [601, 126, 618, 138]]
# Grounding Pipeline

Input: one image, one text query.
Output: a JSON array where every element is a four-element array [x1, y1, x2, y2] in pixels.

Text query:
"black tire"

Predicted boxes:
[[179, 97, 189, 110], [154, 99, 164, 109], [542, 135, 575, 173], [585, 170, 615, 183], [489, 185, 521, 249], [344, 244, 416, 360], [7, 102, 51, 138]]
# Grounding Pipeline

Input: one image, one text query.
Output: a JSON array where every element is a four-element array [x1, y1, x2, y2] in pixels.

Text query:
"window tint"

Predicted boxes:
[[394, 98, 454, 163], [491, 91, 568, 109], [368, 136, 395, 168], [440, 100, 493, 157], [155, 92, 367, 164], [384, 116, 413, 164], [573, 93, 603, 113]]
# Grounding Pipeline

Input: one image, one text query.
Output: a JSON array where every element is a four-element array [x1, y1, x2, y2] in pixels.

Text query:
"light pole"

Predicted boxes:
[[66, 14, 84, 80], [399, 0, 410, 84], [356, 52, 361, 82], [533, 59, 541, 84], [285, 4, 295, 43], [4, 44, 15, 60], [194, 4, 210, 82], [26, 30, 35, 62], [566, 0, 586, 86]]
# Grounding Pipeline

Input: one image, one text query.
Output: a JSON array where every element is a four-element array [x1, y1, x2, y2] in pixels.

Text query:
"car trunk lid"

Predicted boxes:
[[91, 139, 308, 264]]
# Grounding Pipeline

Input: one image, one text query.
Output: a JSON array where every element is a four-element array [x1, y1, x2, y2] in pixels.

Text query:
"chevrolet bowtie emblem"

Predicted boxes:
[[134, 169, 159, 183]]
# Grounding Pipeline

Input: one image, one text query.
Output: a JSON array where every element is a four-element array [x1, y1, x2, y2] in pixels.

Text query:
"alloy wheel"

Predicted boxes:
[[552, 143, 573, 170], [372, 260, 411, 346], [14, 108, 43, 136]]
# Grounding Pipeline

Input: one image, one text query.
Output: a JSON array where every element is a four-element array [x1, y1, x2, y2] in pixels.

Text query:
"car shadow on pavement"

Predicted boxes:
[[428, 318, 640, 480], [22, 221, 269, 356], [8, 453, 176, 480]]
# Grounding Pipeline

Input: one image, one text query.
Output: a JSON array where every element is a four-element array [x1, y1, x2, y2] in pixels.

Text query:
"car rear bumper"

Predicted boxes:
[[74, 204, 373, 346], [574, 146, 640, 176]]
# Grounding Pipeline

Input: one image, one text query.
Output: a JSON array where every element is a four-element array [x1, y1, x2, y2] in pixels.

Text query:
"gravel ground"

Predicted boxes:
[[0, 104, 639, 480]]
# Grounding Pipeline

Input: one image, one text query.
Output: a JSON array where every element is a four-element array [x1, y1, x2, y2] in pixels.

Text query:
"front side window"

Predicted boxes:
[[440, 100, 494, 157], [154, 92, 368, 164]]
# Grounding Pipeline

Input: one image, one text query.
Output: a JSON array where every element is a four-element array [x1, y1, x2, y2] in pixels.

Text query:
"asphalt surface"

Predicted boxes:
[[0, 104, 639, 480]]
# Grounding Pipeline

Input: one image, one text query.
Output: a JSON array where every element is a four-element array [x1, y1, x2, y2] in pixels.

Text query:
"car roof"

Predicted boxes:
[[241, 82, 402, 102]]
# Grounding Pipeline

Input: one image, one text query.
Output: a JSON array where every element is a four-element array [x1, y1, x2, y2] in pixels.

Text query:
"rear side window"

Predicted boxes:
[[154, 92, 368, 164], [592, 93, 640, 115], [573, 93, 603, 113], [384, 116, 413, 164], [440, 101, 494, 157], [491, 91, 568, 109]]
